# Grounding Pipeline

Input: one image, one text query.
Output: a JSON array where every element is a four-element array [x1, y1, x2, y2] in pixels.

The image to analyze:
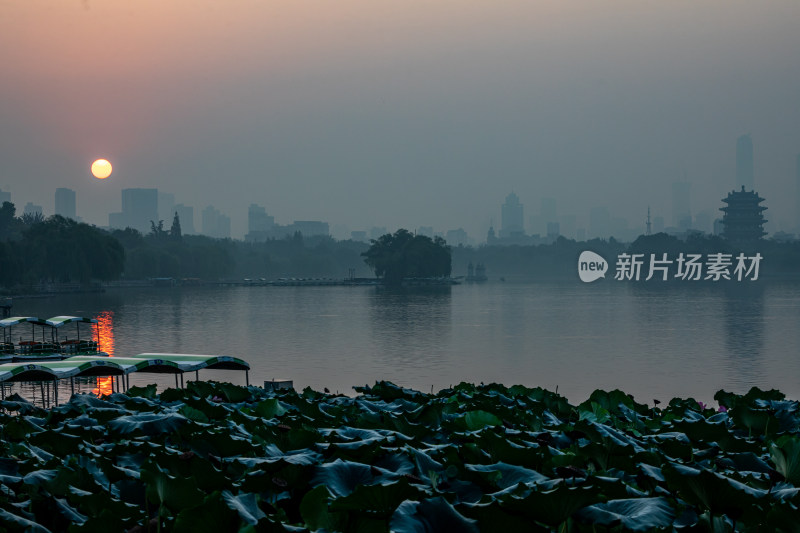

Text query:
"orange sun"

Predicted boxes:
[[91, 159, 112, 179]]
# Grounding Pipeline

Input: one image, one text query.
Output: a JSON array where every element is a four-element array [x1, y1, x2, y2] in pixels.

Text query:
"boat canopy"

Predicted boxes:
[[0, 362, 60, 383], [0, 353, 250, 383], [0, 317, 48, 328], [45, 316, 98, 328], [133, 353, 251, 372]]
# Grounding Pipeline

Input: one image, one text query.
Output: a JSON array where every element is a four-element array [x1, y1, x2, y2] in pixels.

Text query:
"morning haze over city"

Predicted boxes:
[[2, 0, 799, 243]]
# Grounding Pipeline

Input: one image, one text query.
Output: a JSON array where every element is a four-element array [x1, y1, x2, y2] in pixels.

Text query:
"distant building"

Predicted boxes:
[[694, 210, 713, 235], [559, 215, 576, 240], [713, 218, 724, 236], [109, 188, 158, 234], [370, 227, 387, 240], [445, 228, 468, 247], [55, 188, 76, 220], [541, 198, 557, 227], [0, 189, 11, 205], [289, 221, 329, 238], [23, 202, 43, 217], [201, 205, 231, 239], [350, 230, 368, 242], [417, 226, 433, 238], [736, 134, 754, 191], [158, 192, 175, 224], [589, 206, 611, 239], [174, 204, 195, 235], [720, 186, 767, 248], [546, 221, 560, 241], [672, 182, 691, 230], [245, 204, 276, 242], [500, 192, 524, 238]]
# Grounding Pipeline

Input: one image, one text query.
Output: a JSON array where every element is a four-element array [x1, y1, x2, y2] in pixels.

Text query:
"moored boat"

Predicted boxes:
[[0, 315, 107, 362]]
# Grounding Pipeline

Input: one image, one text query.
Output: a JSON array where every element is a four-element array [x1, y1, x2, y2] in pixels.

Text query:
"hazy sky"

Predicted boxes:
[[2, 0, 799, 239]]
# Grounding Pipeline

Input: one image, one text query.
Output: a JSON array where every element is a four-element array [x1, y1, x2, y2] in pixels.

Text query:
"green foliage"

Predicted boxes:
[[1, 381, 800, 531], [16, 215, 124, 284], [362, 229, 452, 285]]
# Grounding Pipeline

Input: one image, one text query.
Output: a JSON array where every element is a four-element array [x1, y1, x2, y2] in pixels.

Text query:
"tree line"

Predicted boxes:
[[0, 203, 373, 289], [1, 200, 796, 289]]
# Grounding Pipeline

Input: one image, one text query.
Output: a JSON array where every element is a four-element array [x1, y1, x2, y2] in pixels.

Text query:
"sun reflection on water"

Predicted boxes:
[[92, 311, 115, 397]]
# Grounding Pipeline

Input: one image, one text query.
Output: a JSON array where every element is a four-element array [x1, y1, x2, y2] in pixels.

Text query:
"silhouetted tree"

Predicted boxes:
[[111, 228, 145, 249], [362, 229, 451, 285], [20, 211, 45, 226], [20, 216, 124, 283], [0, 202, 19, 241], [170, 212, 182, 240]]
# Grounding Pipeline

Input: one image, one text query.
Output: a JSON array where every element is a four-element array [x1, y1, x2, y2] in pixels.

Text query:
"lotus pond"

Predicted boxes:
[[1, 381, 799, 532]]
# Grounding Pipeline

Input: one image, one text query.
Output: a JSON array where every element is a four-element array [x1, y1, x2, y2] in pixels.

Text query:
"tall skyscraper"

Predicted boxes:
[[109, 188, 158, 233], [672, 182, 691, 230], [0, 189, 10, 205], [736, 134, 754, 190], [55, 188, 76, 220], [500, 192, 524, 238]]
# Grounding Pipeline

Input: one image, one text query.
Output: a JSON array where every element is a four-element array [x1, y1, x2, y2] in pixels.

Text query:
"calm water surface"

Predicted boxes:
[[12, 281, 800, 405]]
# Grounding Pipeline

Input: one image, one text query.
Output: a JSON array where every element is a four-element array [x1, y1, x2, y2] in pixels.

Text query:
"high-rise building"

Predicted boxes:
[[417, 226, 434, 238], [446, 228, 468, 246], [158, 192, 175, 224], [500, 192, 524, 238], [174, 204, 195, 234], [672, 182, 691, 230], [290, 221, 329, 238], [201, 205, 231, 239], [736, 134, 754, 190], [55, 188, 76, 220], [23, 202, 43, 217], [245, 204, 275, 242], [109, 188, 158, 234], [0, 189, 10, 205], [720, 186, 767, 248]]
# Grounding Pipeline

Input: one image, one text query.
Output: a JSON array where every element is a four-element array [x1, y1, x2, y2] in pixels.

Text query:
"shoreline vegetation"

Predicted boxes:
[[0, 204, 799, 293], [1, 381, 799, 531]]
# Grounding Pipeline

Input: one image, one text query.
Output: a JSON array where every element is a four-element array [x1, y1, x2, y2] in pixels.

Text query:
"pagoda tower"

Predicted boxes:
[[720, 186, 767, 248]]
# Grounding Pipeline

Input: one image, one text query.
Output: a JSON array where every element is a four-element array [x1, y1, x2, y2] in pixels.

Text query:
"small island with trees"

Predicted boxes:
[[361, 229, 453, 286]]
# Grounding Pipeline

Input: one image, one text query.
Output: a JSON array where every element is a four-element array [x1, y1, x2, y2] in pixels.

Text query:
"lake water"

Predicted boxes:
[[10, 281, 800, 405]]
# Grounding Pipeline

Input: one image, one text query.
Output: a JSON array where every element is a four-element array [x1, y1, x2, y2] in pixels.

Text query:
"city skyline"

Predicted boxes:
[[0, 177, 784, 246], [2, 1, 799, 239]]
